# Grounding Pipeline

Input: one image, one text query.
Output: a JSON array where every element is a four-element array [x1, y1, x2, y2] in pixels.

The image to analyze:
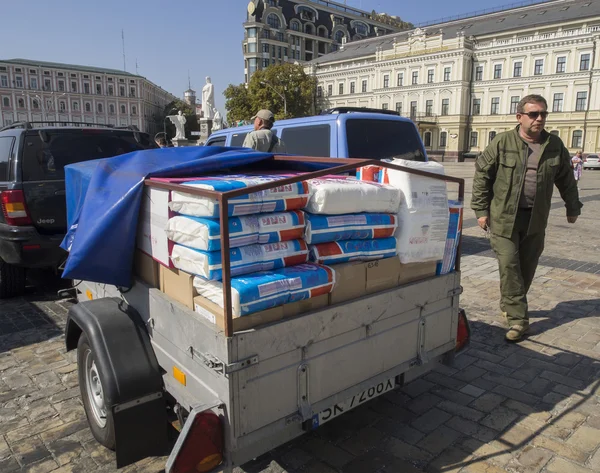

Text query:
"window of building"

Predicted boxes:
[[267, 0, 276, 7], [513, 61, 522, 77], [70, 81, 76, 92], [263, 30, 271, 39], [396, 102, 402, 114], [121, 104, 126, 114], [339, 83, 344, 95], [15, 76, 23, 88], [489, 131, 497, 143], [85, 102, 91, 112], [425, 100, 433, 116], [334, 31, 345, 44], [475, 66, 483, 81], [278, 46, 282, 58], [327, 84, 333, 96], [550, 130, 560, 137], [556, 56, 566, 73], [132, 106, 137, 115], [58, 80, 65, 92], [534, 59, 544, 75], [427, 69, 434, 84], [18, 98, 25, 108], [553, 93, 564, 112], [412, 71, 418, 85], [441, 98, 449, 116], [120, 86, 125, 97], [510, 96, 520, 114], [423, 131, 432, 147], [350, 82, 355, 94], [32, 99, 39, 109], [491, 97, 500, 115], [73, 101, 79, 111], [383, 75, 389, 88], [304, 24, 314, 35], [444, 67, 451, 81], [267, 13, 280, 29], [30, 77, 38, 89], [493, 64, 502, 79], [277, 31, 285, 41], [382, 103, 388, 110], [317, 86, 322, 98], [97, 103, 103, 113], [280, 124, 331, 157], [572, 130, 583, 148], [580, 53, 591, 71], [2, 97, 9, 107], [439, 131, 447, 147], [470, 131, 478, 147], [362, 80, 367, 93], [290, 20, 300, 31], [57, 72, 63, 77], [262, 43, 270, 53], [0, 76, 7, 87], [262, 58, 270, 68], [109, 104, 115, 114], [354, 22, 368, 36], [410, 101, 417, 118], [397, 73, 403, 87], [576, 91, 587, 111], [472, 98, 481, 115], [84, 83, 90, 94]]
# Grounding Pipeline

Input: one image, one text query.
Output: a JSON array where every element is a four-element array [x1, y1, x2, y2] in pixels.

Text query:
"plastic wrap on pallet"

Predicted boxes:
[[305, 212, 397, 244], [309, 238, 397, 265], [436, 200, 463, 275], [193, 263, 336, 316]]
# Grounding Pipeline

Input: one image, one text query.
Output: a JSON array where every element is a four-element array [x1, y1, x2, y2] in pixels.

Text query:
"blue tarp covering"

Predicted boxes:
[[61, 147, 277, 287]]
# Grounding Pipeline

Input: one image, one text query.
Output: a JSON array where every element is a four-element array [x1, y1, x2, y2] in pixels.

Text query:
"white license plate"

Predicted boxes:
[[310, 377, 396, 429]]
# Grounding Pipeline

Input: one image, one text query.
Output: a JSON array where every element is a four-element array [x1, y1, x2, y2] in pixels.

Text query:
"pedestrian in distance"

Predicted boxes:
[[572, 150, 583, 186], [242, 109, 286, 153], [471, 94, 582, 342]]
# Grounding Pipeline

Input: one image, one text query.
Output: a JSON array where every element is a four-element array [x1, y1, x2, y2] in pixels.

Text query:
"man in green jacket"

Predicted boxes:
[[471, 94, 582, 341]]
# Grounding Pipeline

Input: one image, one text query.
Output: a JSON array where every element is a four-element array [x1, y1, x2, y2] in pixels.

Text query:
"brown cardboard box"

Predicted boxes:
[[193, 296, 285, 332], [134, 250, 160, 287], [160, 266, 196, 310], [283, 294, 329, 318], [328, 261, 367, 305], [366, 257, 402, 294], [398, 262, 437, 285]]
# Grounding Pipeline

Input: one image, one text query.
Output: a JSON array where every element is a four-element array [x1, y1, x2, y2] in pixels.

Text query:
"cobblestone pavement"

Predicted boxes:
[[1, 165, 600, 473]]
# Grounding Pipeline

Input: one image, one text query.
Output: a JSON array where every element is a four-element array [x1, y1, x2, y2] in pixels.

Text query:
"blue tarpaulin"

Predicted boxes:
[[61, 147, 277, 287]]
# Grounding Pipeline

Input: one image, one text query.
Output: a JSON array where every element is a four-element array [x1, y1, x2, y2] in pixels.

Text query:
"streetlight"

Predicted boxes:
[[260, 80, 287, 116]]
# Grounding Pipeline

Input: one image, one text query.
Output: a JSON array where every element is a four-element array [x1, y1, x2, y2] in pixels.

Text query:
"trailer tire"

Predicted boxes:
[[77, 332, 116, 450]]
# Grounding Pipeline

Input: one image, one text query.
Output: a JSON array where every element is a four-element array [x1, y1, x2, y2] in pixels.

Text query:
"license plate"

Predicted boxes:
[[310, 377, 396, 429]]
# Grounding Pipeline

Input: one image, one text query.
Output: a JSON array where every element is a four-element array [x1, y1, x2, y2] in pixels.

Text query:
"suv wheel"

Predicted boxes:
[[0, 261, 26, 298]]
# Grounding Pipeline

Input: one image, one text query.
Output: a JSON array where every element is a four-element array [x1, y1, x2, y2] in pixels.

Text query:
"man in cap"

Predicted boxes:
[[242, 109, 286, 153]]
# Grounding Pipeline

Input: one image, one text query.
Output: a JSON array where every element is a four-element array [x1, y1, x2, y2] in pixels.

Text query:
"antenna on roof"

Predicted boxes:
[[188, 69, 191, 89], [121, 29, 127, 72], [135, 58, 139, 75]]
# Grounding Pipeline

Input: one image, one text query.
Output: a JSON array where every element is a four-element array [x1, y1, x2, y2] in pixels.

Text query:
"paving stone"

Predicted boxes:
[[565, 425, 600, 453], [21, 458, 60, 473], [521, 378, 555, 397], [492, 385, 541, 406], [0, 457, 20, 473], [454, 366, 488, 383], [338, 427, 385, 456], [299, 460, 337, 473], [450, 354, 477, 370], [417, 425, 463, 455], [460, 438, 513, 467], [531, 435, 588, 463], [423, 372, 466, 390], [411, 407, 452, 433], [461, 460, 512, 473], [406, 393, 443, 415], [401, 379, 435, 398], [380, 437, 433, 464], [469, 393, 506, 413], [481, 372, 526, 389], [374, 418, 425, 445], [301, 437, 354, 470], [437, 400, 485, 422], [545, 457, 595, 473], [514, 445, 553, 473], [540, 370, 585, 390], [431, 388, 475, 407], [480, 406, 519, 431], [459, 384, 485, 398], [341, 449, 420, 473], [425, 445, 471, 473], [280, 447, 312, 470], [445, 416, 496, 443]]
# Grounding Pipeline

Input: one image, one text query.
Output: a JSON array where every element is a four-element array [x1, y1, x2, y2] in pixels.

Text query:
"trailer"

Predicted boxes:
[[63, 157, 470, 472]]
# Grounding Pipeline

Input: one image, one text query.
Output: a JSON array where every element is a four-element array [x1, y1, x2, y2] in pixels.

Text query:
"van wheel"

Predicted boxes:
[[78, 333, 116, 449], [0, 261, 26, 299]]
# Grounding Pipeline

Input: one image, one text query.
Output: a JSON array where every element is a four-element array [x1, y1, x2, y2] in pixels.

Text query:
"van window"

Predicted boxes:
[[231, 133, 248, 147], [280, 125, 330, 157], [346, 119, 426, 161], [0, 136, 14, 181], [206, 137, 226, 147]]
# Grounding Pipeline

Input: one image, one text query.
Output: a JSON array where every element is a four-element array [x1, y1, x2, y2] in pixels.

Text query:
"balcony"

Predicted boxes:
[[402, 112, 438, 125]]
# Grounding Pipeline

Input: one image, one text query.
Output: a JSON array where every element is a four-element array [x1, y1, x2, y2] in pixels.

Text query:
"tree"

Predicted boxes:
[[162, 99, 199, 139], [224, 63, 317, 123]]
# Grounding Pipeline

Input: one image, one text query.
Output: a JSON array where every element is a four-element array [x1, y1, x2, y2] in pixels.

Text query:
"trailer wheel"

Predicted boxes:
[[77, 333, 116, 449]]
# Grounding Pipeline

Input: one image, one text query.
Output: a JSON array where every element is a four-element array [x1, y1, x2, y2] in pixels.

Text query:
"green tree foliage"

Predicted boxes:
[[224, 63, 317, 123], [162, 99, 199, 139]]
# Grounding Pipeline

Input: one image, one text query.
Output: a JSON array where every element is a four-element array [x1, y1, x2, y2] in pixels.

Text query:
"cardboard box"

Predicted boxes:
[[328, 261, 367, 305], [134, 250, 160, 287], [160, 266, 196, 310], [398, 262, 437, 285], [194, 295, 285, 332], [366, 257, 402, 294], [137, 186, 173, 268], [283, 294, 329, 318]]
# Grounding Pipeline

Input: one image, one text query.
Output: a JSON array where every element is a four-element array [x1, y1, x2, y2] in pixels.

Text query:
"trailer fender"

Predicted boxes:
[[65, 297, 168, 468]]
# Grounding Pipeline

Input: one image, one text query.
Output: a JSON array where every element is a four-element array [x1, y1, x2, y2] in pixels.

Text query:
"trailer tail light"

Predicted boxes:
[[166, 409, 223, 473], [1, 190, 32, 226], [456, 308, 470, 352]]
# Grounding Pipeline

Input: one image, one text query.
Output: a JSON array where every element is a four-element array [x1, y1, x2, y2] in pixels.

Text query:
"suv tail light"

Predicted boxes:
[[456, 308, 470, 352], [1, 190, 33, 226], [166, 409, 224, 473]]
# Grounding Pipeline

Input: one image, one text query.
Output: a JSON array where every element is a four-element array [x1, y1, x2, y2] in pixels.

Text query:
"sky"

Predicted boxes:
[[0, 0, 539, 113]]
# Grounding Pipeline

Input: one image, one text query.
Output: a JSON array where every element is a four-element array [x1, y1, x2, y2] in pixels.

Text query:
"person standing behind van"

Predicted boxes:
[[242, 110, 286, 153]]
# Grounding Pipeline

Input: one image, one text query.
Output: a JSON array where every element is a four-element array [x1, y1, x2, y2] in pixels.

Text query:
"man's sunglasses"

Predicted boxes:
[[520, 111, 549, 119]]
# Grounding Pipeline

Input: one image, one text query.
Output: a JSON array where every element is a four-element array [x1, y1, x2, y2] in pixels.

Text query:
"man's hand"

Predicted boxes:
[[567, 216, 578, 224], [478, 216, 489, 230]]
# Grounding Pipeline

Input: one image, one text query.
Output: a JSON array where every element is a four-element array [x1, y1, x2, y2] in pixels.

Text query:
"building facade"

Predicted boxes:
[[0, 59, 177, 135], [309, 0, 600, 160], [242, 0, 412, 83]]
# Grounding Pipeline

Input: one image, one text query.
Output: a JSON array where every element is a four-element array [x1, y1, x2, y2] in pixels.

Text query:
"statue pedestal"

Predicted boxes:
[[171, 138, 197, 147], [199, 118, 213, 143]]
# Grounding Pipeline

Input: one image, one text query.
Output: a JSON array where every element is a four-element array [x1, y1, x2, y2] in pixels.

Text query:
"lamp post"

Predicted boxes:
[[260, 80, 287, 116]]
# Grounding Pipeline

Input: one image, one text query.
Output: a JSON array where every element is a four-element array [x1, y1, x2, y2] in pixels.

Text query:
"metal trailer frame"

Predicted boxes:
[[75, 156, 466, 471]]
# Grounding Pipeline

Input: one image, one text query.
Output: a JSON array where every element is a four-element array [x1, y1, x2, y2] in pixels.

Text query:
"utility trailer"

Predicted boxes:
[[63, 157, 470, 472]]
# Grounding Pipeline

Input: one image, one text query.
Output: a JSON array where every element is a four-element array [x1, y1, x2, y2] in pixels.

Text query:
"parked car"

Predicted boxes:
[[205, 108, 428, 162], [0, 122, 156, 297], [583, 154, 600, 170]]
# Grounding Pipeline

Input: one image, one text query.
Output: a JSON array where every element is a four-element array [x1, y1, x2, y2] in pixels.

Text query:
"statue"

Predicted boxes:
[[167, 110, 187, 140], [202, 76, 215, 120], [212, 108, 223, 131]]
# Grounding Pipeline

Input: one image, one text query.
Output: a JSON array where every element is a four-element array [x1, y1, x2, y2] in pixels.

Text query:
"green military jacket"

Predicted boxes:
[[471, 126, 582, 238]]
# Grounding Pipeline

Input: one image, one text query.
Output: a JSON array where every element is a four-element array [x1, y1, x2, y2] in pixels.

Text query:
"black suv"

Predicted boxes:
[[0, 122, 156, 298]]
